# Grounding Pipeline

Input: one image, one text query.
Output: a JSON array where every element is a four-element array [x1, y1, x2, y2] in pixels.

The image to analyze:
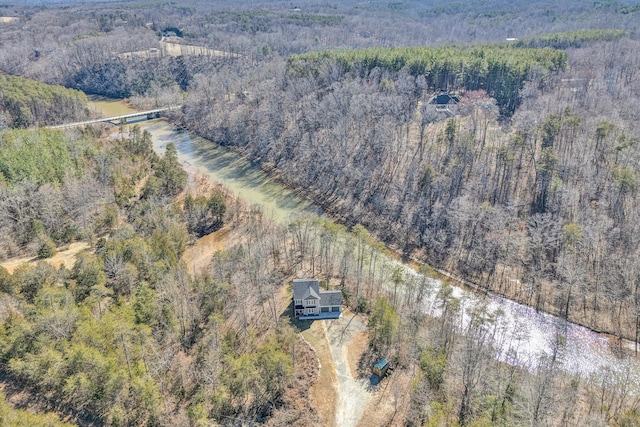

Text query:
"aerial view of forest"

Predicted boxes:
[[2, 0, 640, 426]]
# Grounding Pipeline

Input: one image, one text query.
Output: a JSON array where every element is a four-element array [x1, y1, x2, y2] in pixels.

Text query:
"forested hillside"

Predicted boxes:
[[2, 0, 640, 425], [0, 0, 638, 100], [179, 33, 640, 343], [2, 116, 636, 424], [0, 391, 73, 427], [0, 75, 89, 128], [512, 28, 630, 49], [0, 128, 109, 259], [288, 45, 567, 115], [0, 123, 316, 425]]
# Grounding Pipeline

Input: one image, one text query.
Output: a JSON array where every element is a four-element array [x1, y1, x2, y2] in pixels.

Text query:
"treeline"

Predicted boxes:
[[211, 9, 345, 34], [0, 121, 225, 262], [0, 128, 112, 259], [288, 45, 567, 115], [513, 28, 632, 49], [0, 75, 89, 128], [594, 0, 640, 15], [1, 0, 638, 103], [65, 55, 216, 100], [0, 129, 85, 186], [401, 281, 640, 426]]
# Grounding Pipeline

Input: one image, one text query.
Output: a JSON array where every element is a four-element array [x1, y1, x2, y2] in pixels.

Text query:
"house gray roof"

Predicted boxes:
[[303, 286, 320, 300], [320, 290, 343, 307], [429, 93, 460, 105], [293, 278, 343, 307], [293, 278, 320, 300]]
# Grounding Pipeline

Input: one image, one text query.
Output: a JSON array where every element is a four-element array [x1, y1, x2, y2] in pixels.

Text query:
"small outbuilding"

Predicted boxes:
[[373, 358, 391, 377]]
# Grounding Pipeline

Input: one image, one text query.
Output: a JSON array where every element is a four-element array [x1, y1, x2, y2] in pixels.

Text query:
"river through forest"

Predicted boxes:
[[89, 96, 320, 222], [88, 97, 640, 386]]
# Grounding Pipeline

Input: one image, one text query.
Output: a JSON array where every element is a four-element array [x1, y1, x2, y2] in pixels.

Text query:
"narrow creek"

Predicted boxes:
[[88, 97, 639, 384]]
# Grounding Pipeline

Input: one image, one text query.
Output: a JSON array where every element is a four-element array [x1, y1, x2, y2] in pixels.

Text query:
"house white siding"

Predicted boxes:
[[293, 278, 342, 319]]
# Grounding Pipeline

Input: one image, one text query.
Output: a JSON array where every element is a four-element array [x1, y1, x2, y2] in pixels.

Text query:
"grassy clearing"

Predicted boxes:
[[300, 321, 338, 426]]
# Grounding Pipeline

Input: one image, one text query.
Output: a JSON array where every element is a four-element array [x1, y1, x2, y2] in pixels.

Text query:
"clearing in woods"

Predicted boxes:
[[301, 310, 413, 426], [181, 226, 230, 275], [302, 311, 373, 427], [0, 242, 90, 274]]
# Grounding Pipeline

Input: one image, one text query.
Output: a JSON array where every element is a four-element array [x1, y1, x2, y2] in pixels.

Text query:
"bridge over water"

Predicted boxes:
[[49, 105, 182, 129]]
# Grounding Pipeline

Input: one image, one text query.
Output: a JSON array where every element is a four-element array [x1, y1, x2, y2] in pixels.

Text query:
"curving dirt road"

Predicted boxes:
[[324, 314, 372, 427]]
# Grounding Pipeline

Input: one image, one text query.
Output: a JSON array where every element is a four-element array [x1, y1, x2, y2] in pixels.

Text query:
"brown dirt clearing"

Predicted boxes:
[[181, 227, 230, 275], [0, 242, 90, 274], [346, 324, 369, 377], [357, 368, 415, 427], [324, 311, 373, 427], [301, 321, 338, 426]]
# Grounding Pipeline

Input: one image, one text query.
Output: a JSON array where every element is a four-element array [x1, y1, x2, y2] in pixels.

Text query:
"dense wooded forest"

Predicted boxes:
[[3, 0, 640, 425], [1, 121, 638, 425], [0, 121, 311, 425], [288, 45, 568, 116], [0, 75, 89, 128], [182, 32, 640, 345], [0, 390, 74, 427]]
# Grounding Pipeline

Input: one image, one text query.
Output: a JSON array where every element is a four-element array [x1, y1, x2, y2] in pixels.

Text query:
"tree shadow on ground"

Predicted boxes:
[[359, 345, 395, 391], [369, 374, 382, 387], [280, 299, 313, 332]]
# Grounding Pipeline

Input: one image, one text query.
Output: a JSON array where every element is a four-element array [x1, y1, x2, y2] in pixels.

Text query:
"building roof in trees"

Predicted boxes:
[[375, 358, 389, 371], [320, 290, 343, 306], [293, 278, 320, 300], [293, 278, 342, 306], [304, 286, 320, 300], [429, 93, 460, 105]]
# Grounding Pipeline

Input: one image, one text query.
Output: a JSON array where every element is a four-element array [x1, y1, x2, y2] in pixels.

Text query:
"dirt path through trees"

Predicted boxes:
[[302, 322, 338, 426], [324, 313, 372, 427]]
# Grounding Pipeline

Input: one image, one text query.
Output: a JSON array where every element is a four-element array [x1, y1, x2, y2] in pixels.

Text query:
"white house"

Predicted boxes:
[[293, 278, 342, 319]]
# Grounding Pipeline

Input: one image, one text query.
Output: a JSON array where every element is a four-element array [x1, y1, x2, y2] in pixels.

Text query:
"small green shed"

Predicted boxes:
[[373, 358, 390, 377]]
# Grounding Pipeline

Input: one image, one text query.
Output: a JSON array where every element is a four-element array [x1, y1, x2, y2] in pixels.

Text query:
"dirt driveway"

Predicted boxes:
[[324, 313, 372, 427], [301, 311, 373, 427]]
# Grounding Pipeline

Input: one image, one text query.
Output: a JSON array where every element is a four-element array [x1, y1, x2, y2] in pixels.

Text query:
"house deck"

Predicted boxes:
[[297, 312, 342, 320]]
